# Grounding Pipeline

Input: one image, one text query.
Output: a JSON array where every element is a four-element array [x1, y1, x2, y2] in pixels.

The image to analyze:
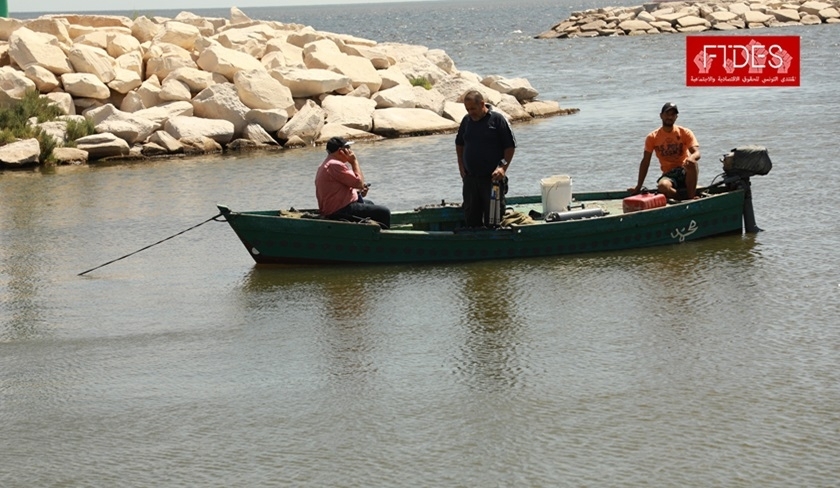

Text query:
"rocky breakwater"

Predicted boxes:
[[536, 0, 840, 38], [0, 7, 577, 168]]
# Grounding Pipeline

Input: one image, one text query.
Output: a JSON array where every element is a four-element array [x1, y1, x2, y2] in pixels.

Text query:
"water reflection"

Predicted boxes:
[[453, 262, 527, 392]]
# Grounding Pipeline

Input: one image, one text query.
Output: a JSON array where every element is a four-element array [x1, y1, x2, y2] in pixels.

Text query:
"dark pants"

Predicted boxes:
[[332, 199, 391, 228], [462, 175, 505, 227]]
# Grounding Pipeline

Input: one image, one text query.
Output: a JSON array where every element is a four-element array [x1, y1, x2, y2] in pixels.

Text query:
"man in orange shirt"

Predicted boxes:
[[629, 103, 701, 200]]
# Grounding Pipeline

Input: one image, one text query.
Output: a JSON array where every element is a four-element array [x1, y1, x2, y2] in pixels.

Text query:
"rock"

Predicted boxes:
[[85, 104, 157, 144], [242, 123, 279, 145], [60, 73, 111, 99], [277, 99, 325, 144], [191, 83, 250, 135], [371, 107, 458, 137], [270, 67, 352, 98], [245, 108, 289, 132], [412, 86, 446, 115], [196, 45, 264, 82], [8, 27, 74, 75], [148, 130, 184, 153], [0, 138, 41, 166], [52, 147, 89, 164], [321, 94, 377, 131], [233, 68, 295, 112], [134, 101, 194, 129], [482, 76, 539, 102], [523, 100, 571, 117], [42, 92, 75, 115], [1, 66, 37, 104], [74, 132, 130, 160], [372, 85, 415, 109], [180, 136, 222, 154], [67, 44, 117, 83], [108, 68, 143, 94], [153, 21, 202, 51], [164, 115, 235, 145]]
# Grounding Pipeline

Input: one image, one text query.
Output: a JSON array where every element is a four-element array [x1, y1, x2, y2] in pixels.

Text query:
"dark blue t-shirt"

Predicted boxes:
[[455, 107, 517, 177]]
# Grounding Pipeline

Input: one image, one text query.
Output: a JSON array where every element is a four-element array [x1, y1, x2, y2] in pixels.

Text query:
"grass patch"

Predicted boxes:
[[408, 76, 432, 90]]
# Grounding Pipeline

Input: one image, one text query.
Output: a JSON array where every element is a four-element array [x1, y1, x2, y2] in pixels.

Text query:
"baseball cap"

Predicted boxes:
[[326, 136, 354, 153], [661, 102, 679, 114]]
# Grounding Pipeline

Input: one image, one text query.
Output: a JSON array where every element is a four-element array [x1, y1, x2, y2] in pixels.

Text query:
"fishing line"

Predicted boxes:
[[78, 213, 224, 276]]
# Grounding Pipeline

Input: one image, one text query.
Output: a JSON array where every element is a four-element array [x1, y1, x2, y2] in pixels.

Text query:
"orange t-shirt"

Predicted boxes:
[[644, 125, 699, 173]]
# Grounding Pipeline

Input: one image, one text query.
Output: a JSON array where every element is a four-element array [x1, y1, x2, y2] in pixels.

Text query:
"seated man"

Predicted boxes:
[[629, 102, 701, 200], [315, 137, 391, 228]]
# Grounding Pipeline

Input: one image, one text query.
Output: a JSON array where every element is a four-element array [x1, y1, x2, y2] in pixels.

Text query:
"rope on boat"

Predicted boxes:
[[78, 212, 224, 276]]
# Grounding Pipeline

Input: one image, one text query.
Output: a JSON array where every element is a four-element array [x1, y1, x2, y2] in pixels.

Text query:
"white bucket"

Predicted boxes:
[[540, 175, 572, 214]]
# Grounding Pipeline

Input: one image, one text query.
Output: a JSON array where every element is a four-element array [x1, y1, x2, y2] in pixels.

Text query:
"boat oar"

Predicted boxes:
[[78, 212, 223, 276]]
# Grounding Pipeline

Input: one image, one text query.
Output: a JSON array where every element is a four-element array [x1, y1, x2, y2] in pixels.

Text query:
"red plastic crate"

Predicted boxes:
[[623, 193, 667, 213]]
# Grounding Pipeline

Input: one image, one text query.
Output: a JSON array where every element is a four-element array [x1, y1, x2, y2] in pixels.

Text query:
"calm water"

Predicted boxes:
[[3, 0, 840, 486]]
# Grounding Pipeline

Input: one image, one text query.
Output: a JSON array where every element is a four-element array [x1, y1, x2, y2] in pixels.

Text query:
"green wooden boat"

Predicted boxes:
[[217, 165, 766, 265]]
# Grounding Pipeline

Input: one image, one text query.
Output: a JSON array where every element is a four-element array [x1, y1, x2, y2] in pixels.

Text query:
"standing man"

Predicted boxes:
[[315, 136, 391, 228], [456, 90, 517, 227], [629, 102, 701, 200]]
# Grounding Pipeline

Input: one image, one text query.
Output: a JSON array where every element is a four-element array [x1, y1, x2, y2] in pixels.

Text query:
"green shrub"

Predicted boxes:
[[0, 90, 74, 163], [65, 117, 96, 143], [408, 76, 432, 90]]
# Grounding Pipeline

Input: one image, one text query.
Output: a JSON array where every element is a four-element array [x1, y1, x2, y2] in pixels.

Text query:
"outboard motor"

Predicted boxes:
[[721, 145, 772, 233]]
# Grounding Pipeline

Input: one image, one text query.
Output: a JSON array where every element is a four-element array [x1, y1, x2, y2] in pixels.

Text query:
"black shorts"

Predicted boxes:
[[658, 167, 686, 188]]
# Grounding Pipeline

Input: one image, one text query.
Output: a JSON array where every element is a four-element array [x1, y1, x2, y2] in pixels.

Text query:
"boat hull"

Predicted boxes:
[[218, 189, 747, 265]]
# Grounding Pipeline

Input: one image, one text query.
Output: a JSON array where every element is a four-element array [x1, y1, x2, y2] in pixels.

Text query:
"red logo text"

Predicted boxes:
[[686, 35, 800, 87]]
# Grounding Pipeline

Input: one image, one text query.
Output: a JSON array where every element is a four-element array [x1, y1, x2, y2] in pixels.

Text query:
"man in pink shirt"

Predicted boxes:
[[315, 137, 391, 228], [629, 103, 701, 200]]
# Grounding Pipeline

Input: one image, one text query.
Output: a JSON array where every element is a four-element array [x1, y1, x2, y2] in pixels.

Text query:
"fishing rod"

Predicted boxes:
[[78, 212, 224, 276]]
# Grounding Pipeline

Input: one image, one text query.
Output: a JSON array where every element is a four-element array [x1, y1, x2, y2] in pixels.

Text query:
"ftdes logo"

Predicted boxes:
[[686, 35, 800, 87]]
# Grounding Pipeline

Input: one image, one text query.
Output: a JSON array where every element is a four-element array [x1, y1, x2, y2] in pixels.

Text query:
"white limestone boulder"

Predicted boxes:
[[162, 67, 218, 95], [233, 68, 295, 112], [153, 21, 202, 51], [131, 16, 162, 44], [270, 67, 352, 98], [264, 39, 305, 69], [1, 66, 37, 102], [164, 115, 235, 145], [84, 104, 157, 144], [442, 101, 467, 123], [371, 107, 459, 137], [42, 92, 75, 115], [196, 45, 265, 82], [245, 108, 290, 132], [378, 66, 411, 90], [0, 138, 41, 166], [23, 18, 73, 45], [160, 78, 192, 102], [303, 38, 383, 93], [372, 84, 415, 109], [482, 76, 539, 102], [145, 52, 198, 81], [523, 100, 567, 117], [67, 44, 117, 84], [24, 65, 60, 94], [60, 73, 111, 99], [115, 51, 144, 79], [1, 18, 25, 42], [106, 33, 141, 59], [74, 132, 130, 159], [412, 86, 446, 115], [277, 99, 325, 144], [495, 94, 532, 122], [800, 1, 833, 15], [191, 82, 250, 135], [180, 135, 223, 154], [242, 123, 279, 145], [108, 68, 142, 94], [133, 101, 194, 130], [52, 147, 89, 164], [148, 130, 184, 153], [321, 94, 377, 131], [8, 27, 74, 75]]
